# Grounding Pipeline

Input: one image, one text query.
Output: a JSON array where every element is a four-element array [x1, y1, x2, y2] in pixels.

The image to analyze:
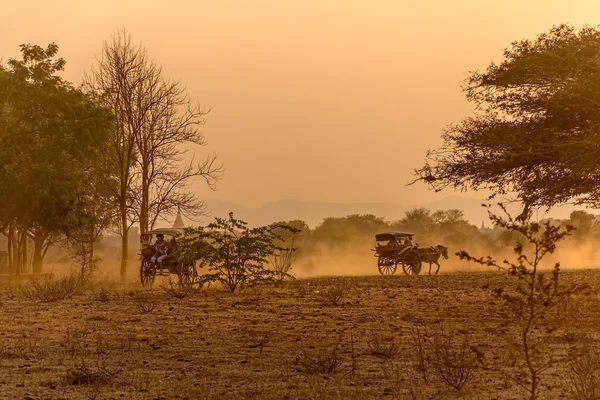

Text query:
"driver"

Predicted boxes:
[[151, 234, 168, 275]]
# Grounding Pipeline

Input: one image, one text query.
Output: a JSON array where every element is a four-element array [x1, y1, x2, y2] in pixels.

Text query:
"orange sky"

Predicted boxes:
[[3, 1, 600, 207]]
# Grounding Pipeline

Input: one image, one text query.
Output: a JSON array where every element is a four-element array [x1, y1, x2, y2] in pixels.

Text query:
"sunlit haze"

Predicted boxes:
[[3, 0, 600, 208]]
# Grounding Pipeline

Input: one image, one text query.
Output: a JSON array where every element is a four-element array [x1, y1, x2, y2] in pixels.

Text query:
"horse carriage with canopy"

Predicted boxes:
[[139, 227, 198, 287], [372, 232, 449, 275]]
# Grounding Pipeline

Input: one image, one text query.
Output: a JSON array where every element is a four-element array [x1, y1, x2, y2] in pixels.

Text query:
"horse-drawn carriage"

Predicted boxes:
[[373, 232, 448, 275], [139, 228, 198, 287]]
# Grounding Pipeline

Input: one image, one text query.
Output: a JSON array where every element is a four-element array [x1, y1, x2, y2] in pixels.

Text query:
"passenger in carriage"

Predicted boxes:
[[387, 238, 400, 251], [151, 234, 169, 275]]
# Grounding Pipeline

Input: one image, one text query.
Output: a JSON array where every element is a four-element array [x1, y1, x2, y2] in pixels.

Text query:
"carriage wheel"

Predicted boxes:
[[402, 250, 422, 276], [178, 260, 197, 286], [378, 255, 397, 275], [140, 259, 156, 287]]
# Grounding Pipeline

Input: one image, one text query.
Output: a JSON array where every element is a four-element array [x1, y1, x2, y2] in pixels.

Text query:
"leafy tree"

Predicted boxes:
[[0, 43, 114, 274], [176, 213, 296, 292], [413, 25, 600, 216], [311, 214, 389, 247], [565, 210, 597, 239], [395, 208, 434, 233]]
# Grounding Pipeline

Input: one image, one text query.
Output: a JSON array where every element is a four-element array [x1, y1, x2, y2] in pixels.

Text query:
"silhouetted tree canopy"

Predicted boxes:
[[413, 24, 600, 214]]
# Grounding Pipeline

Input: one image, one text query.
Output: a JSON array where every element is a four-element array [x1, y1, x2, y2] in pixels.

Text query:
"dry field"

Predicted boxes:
[[0, 269, 599, 400]]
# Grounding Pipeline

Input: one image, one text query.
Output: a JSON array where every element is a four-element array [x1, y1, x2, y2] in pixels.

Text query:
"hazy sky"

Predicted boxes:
[[3, 1, 600, 207]]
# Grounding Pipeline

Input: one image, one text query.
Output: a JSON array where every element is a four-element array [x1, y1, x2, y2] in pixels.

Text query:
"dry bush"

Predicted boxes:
[[565, 347, 600, 400], [409, 327, 429, 383], [297, 340, 345, 374], [133, 292, 157, 314], [292, 280, 308, 298], [60, 329, 120, 391], [246, 329, 272, 356], [161, 279, 194, 300], [317, 284, 347, 306], [426, 327, 479, 391], [64, 363, 117, 386], [19, 273, 84, 302], [94, 288, 111, 302], [367, 330, 400, 361]]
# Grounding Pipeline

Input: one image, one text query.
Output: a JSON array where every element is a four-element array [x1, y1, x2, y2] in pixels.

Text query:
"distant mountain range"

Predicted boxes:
[[201, 196, 498, 228]]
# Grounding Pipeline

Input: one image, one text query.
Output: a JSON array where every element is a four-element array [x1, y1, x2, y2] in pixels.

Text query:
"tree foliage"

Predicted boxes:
[[413, 24, 600, 213], [175, 213, 297, 292], [0, 43, 114, 273]]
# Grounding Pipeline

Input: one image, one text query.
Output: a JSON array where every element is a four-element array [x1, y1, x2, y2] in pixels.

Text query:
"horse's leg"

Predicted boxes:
[[435, 261, 440, 275], [428, 262, 432, 275]]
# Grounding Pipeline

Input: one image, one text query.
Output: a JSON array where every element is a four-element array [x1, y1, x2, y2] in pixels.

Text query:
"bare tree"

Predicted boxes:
[[85, 30, 146, 281], [86, 29, 222, 280], [130, 63, 222, 232]]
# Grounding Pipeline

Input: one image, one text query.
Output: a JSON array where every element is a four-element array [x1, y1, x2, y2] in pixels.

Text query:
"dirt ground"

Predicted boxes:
[[0, 269, 599, 400]]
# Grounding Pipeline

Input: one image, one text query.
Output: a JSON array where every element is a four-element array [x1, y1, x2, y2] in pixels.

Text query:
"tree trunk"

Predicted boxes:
[[120, 204, 129, 282], [7, 224, 13, 281], [32, 231, 44, 274], [140, 163, 149, 234], [21, 234, 28, 274]]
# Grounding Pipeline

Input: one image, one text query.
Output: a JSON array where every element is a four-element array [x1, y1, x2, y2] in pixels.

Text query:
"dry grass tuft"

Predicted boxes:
[[19, 273, 84, 302], [317, 284, 347, 306], [566, 347, 600, 400]]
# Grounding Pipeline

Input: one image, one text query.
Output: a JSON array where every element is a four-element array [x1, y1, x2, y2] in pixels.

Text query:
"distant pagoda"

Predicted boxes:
[[172, 210, 185, 228]]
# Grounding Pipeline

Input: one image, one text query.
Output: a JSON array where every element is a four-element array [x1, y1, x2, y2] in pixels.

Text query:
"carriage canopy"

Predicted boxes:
[[375, 232, 415, 242], [143, 228, 185, 238]]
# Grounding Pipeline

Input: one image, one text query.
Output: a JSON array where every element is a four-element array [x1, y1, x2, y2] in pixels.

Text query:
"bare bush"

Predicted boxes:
[[134, 292, 157, 314], [161, 279, 194, 299], [367, 330, 400, 361], [426, 327, 479, 391], [565, 347, 600, 400], [317, 284, 347, 306], [64, 363, 117, 386], [297, 341, 345, 374], [409, 327, 429, 383], [246, 329, 272, 356], [19, 273, 84, 302], [457, 204, 582, 399], [94, 288, 111, 302]]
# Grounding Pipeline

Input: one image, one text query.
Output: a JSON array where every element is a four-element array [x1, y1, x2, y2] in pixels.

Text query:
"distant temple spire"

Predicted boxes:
[[480, 220, 485, 230], [172, 209, 185, 228]]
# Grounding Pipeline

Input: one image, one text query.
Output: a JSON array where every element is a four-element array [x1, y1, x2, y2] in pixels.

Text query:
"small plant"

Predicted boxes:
[[64, 364, 116, 386], [409, 326, 429, 383], [161, 279, 193, 300], [367, 330, 400, 361], [246, 329, 272, 356], [426, 326, 479, 391], [19, 273, 84, 302], [457, 203, 579, 399], [94, 288, 111, 302], [134, 292, 157, 314], [317, 284, 347, 306], [565, 347, 600, 400], [297, 340, 344, 374]]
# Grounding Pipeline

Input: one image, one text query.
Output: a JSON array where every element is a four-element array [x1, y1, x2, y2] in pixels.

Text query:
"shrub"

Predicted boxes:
[[297, 341, 344, 374], [565, 347, 600, 400], [19, 273, 84, 302], [317, 284, 347, 306], [426, 327, 479, 391], [367, 330, 400, 361]]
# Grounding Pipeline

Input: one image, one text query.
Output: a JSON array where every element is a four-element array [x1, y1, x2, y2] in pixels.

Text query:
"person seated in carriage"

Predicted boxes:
[[151, 234, 169, 275], [387, 238, 400, 251]]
